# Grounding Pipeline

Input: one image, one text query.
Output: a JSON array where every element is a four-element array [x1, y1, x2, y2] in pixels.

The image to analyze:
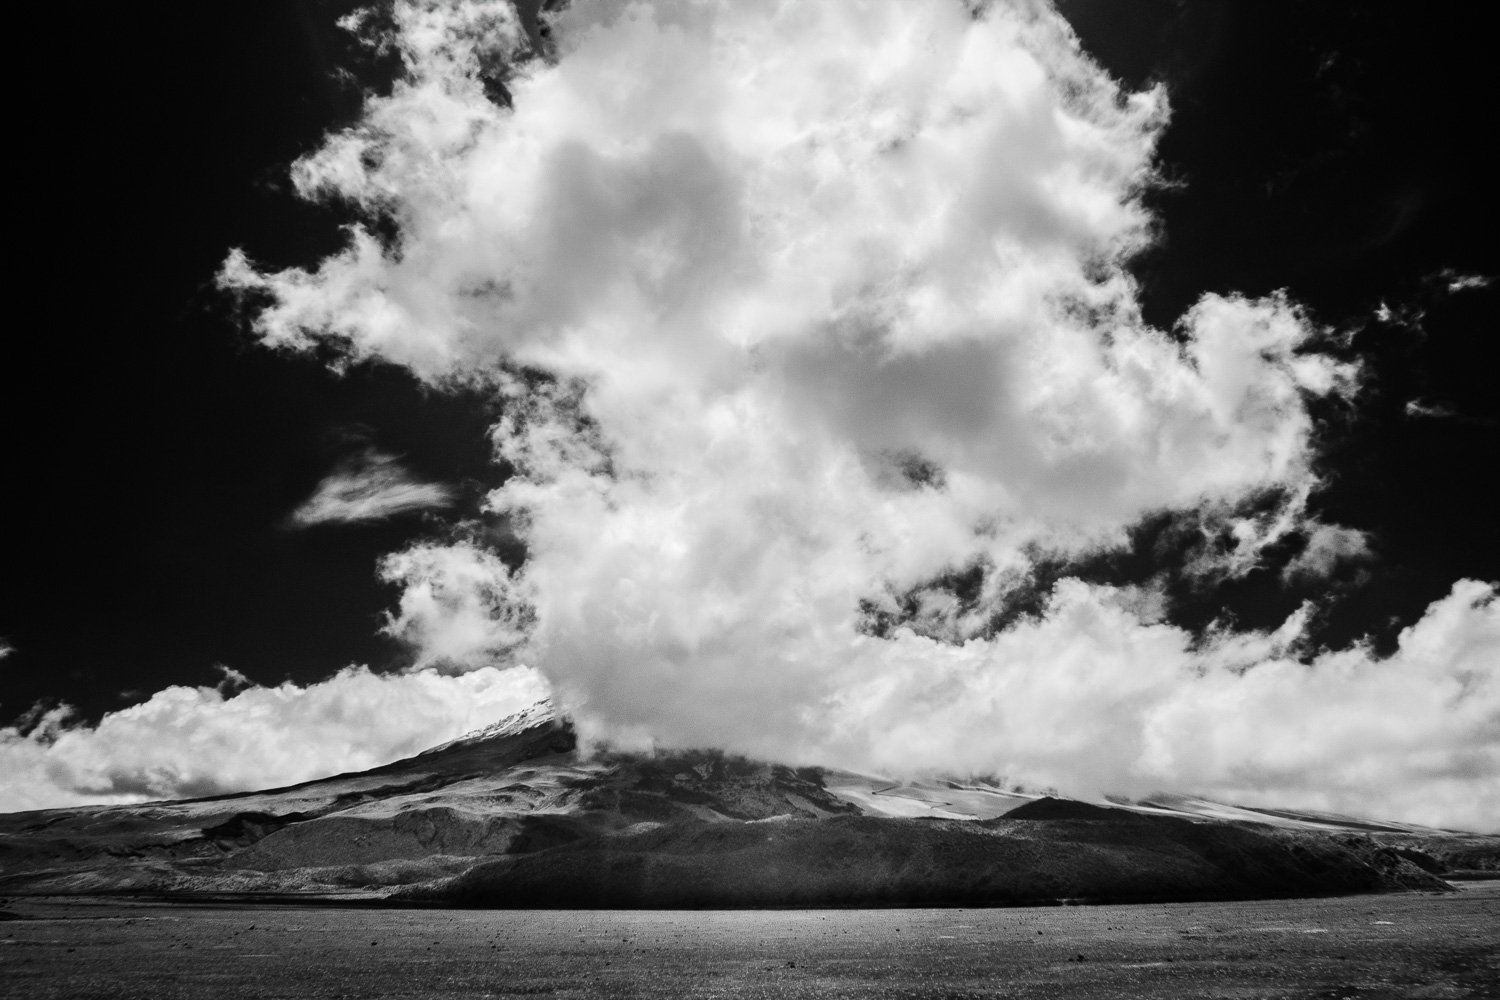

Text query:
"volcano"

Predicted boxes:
[[1, 704, 1489, 906]]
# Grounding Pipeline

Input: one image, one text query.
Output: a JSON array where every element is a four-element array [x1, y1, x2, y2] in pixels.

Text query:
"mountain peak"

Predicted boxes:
[[416, 698, 560, 757]]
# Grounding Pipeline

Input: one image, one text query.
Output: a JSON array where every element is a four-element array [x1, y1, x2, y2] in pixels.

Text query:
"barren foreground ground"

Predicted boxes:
[[2, 884, 1496, 999]]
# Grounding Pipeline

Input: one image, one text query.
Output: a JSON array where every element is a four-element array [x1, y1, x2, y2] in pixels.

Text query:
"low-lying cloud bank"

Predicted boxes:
[[9, 2, 1482, 829], [825, 578, 1499, 833], [0, 666, 546, 812]]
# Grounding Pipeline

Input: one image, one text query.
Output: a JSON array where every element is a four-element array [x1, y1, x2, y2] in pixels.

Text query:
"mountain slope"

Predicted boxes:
[[404, 811, 1445, 908], [0, 704, 1483, 903]]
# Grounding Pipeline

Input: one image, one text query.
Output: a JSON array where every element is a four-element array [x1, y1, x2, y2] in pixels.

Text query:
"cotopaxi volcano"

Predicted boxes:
[[1, 704, 1492, 906]]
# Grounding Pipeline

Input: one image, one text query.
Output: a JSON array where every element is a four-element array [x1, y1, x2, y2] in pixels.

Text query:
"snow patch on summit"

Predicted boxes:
[[417, 698, 558, 757]]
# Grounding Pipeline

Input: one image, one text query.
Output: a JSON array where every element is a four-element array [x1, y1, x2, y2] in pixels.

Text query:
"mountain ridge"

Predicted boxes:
[[1, 703, 1491, 905]]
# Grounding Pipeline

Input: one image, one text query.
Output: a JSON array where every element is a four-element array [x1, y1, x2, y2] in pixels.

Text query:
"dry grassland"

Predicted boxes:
[[2, 882, 1496, 998]]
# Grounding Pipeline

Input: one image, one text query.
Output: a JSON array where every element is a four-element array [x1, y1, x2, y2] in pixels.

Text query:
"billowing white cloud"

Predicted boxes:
[[289, 449, 452, 526], [379, 540, 534, 670], [0, 665, 548, 812], [824, 579, 1499, 833], [1139, 579, 1499, 833], [216, 1, 1496, 829]]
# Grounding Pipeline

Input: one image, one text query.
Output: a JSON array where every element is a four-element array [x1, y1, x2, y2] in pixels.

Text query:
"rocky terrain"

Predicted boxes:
[[0, 703, 1490, 905]]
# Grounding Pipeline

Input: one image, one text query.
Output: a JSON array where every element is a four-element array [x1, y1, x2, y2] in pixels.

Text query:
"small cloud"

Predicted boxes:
[[7, 699, 71, 741], [289, 449, 453, 527], [1373, 300, 1425, 329], [0, 639, 13, 661], [214, 664, 252, 696], [1433, 268, 1492, 294], [1282, 523, 1370, 581], [1405, 398, 1457, 420], [379, 541, 534, 671]]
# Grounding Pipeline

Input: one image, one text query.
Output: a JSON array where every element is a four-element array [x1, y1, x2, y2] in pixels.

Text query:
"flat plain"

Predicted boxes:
[[2, 884, 1496, 999]]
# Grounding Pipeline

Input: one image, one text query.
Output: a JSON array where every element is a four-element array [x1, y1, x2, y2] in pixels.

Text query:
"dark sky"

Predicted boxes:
[[4, 0, 1496, 727], [5, 1, 498, 718]]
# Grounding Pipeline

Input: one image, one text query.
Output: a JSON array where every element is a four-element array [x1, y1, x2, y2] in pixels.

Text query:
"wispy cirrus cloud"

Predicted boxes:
[[289, 449, 453, 527]]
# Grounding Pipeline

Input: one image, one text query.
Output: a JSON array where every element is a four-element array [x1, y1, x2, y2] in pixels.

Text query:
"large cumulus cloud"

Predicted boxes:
[[215, 0, 1500, 828]]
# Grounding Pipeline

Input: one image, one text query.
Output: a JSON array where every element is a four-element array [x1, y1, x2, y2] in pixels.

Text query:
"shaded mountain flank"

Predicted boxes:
[[0, 704, 1488, 906]]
